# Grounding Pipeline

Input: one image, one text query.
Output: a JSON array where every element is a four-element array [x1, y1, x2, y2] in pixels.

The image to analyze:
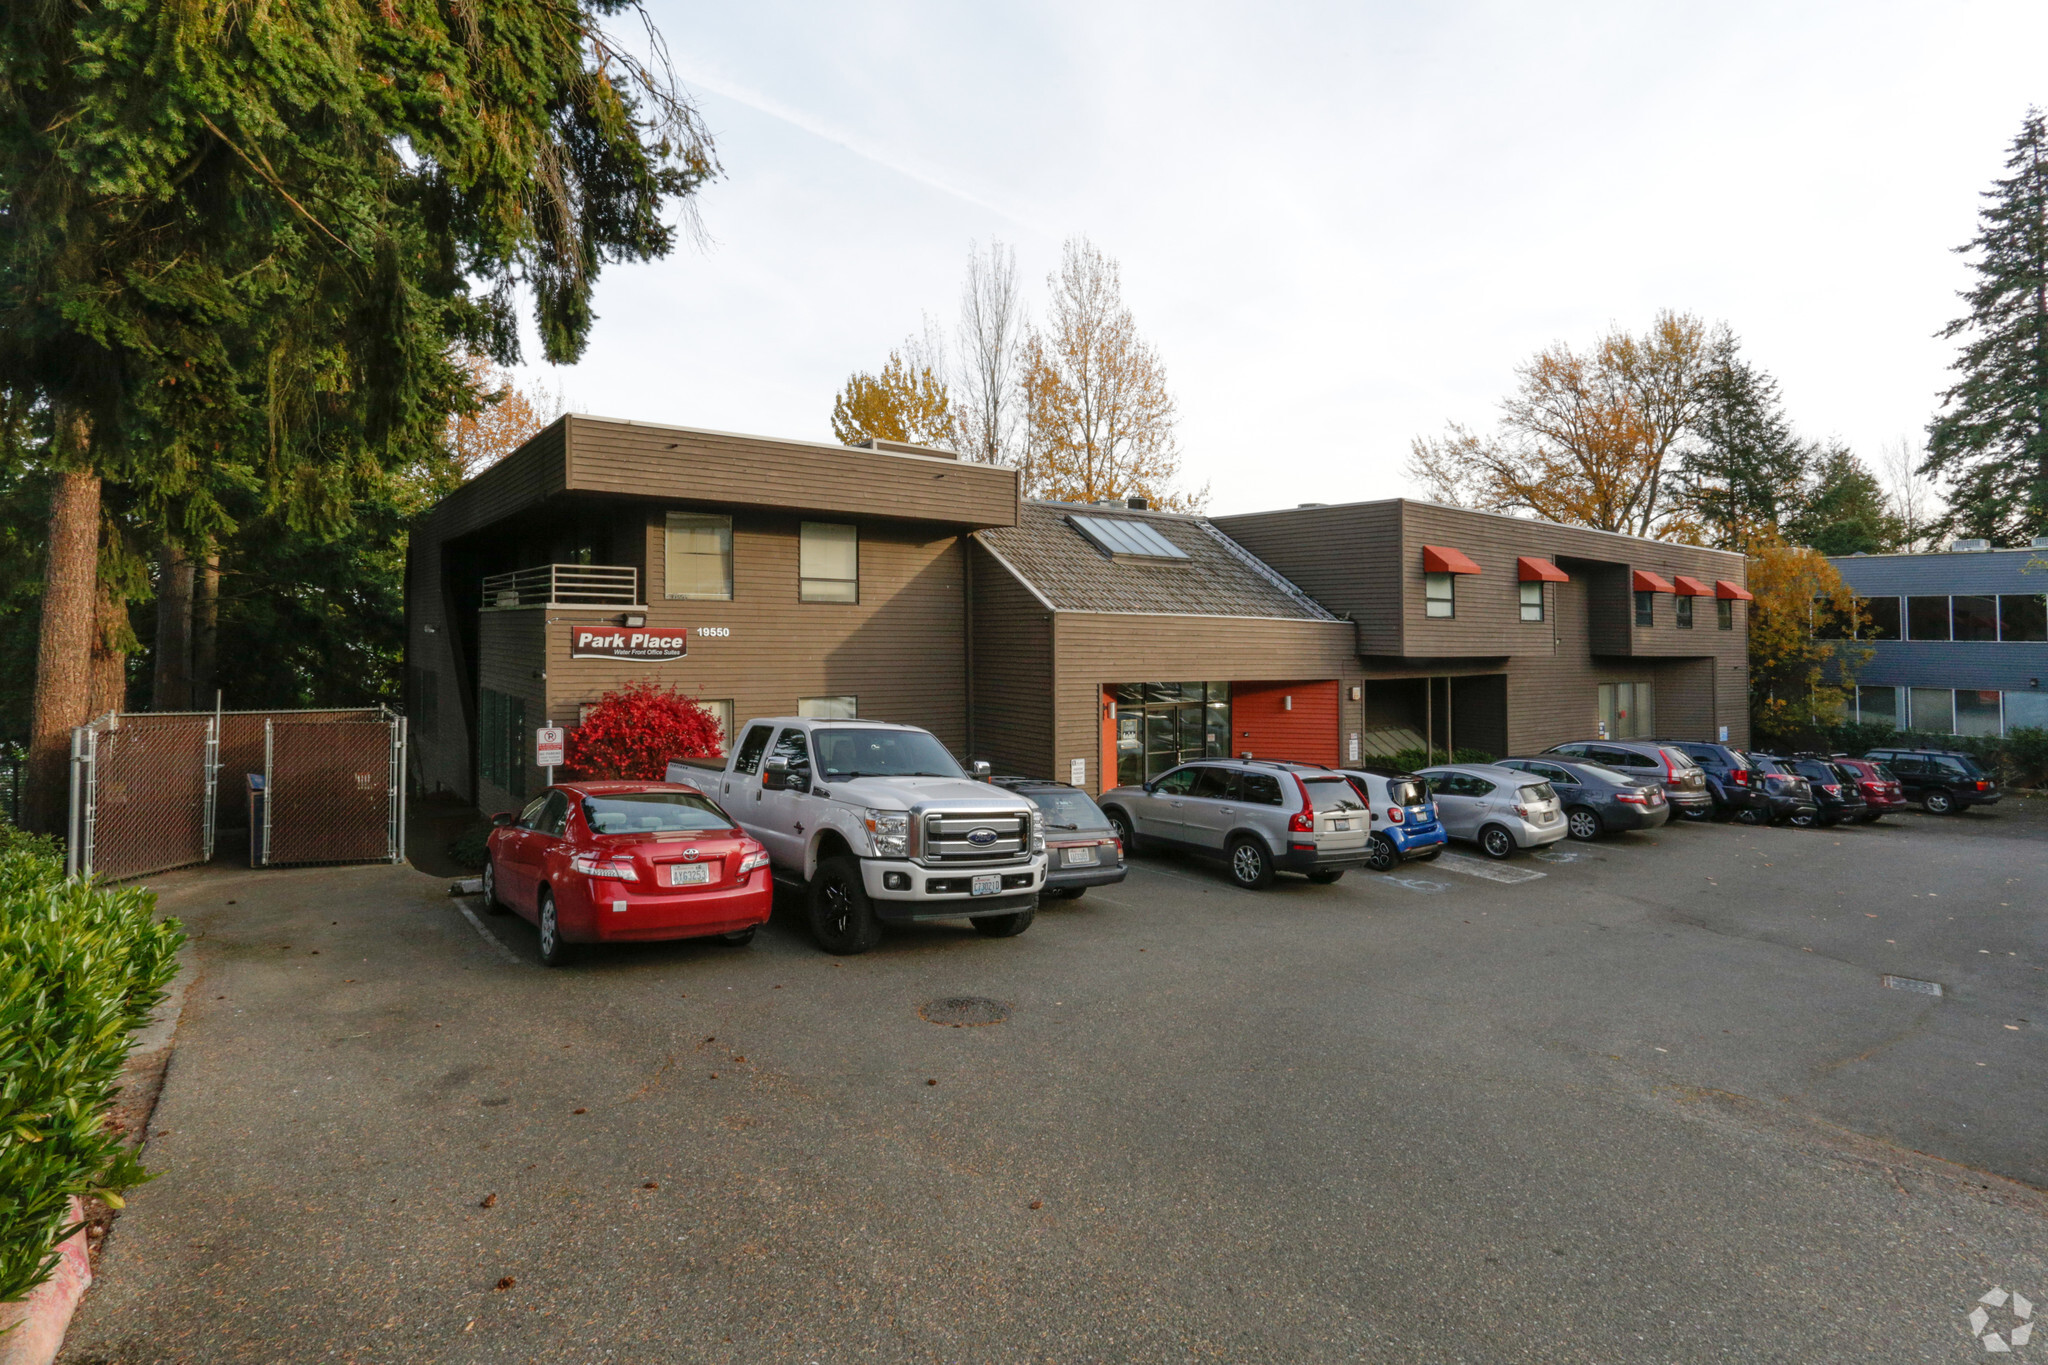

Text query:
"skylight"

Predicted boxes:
[[1068, 514, 1189, 561]]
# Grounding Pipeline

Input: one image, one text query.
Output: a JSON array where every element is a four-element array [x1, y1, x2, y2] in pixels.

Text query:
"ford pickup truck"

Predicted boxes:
[[668, 718, 1045, 955]]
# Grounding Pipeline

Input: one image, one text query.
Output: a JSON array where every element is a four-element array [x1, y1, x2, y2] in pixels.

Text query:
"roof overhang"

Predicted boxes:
[[1632, 569, 1676, 593], [1715, 579, 1755, 601], [1423, 544, 1482, 575], [1517, 556, 1570, 583]]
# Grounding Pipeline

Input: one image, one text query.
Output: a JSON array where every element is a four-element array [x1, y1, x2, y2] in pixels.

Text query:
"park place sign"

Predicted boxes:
[[569, 626, 688, 662]]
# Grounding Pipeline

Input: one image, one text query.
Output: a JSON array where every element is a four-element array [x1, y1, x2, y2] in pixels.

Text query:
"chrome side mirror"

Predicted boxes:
[[970, 760, 992, 779], [762, 755, 790, 791]]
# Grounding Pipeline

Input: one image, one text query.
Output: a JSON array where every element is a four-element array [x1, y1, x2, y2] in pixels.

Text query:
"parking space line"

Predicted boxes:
[[1432, 852, 1547, 884], [455, 897, 527, 965]]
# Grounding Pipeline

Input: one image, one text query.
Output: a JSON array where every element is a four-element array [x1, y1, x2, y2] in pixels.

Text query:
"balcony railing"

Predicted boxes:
[[480, 564, 640, 610]]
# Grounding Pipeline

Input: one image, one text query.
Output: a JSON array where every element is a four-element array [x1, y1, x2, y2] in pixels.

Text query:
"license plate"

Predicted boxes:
[[665, 863, 712, 887], [1330, 820, 1353, 831], [1065, 846, 1098, 867], [971, 873, 1001, 896]]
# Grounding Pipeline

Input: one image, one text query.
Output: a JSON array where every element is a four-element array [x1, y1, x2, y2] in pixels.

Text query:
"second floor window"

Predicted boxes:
[[1519, 581, 1543, 622], [1424, 572, 1455, 618], [1634, 591, 1654, 627], [1676, 595, 1693, 629], [800, 522, 859, 603], [665, 512, 732, 600]]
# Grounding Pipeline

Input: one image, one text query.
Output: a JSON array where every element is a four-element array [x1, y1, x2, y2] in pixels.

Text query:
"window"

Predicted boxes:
[[478, 687, 526, 800], [1634, 591, 1654, 627], [1857, 686, 1899, 728], [731, 725, 773, 775], [1239, 772, 1283, 805], [799, 522, 858, 602], [1717, 597, 1733, 630], [697, 699, 733, 752], [1909, 687, 1953, 733], [535, 791, 570, 837], [1068, 514, 1190, 560], [2002, 594, 2048, 642], [813, 728, 965, 779], [1112, 680, 1232, 782], [1956, 689, 2002, 737], [1191, 768, 1237, 800], [582, 791, 735, 835], [797, 695, 857, 719], [1810, 596, 1851, 639], [1675, 595, 1693, 629], [664, 512, 732, 599], [1597, 682, 1655, 739], [2006, 690, 2048, 730], [769, 727, 811, 774], [1155, 768, 1201, 796], [1862, 596, 1901, 640], [1519, 580, 1544, 622], [1303, 776, 1367, 812], [1953, 595, 1998, 642], [1425, 572, 1455, 618], [1906, 596, 1950, 640]]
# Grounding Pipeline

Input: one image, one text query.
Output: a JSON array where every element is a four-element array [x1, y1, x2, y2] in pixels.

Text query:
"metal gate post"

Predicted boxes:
[[81, 724, 100, 878], [390, 715, 408, 864], [66, 726, 85, 879], [202, 713, 220, 863], [261, 719, 274, 868]]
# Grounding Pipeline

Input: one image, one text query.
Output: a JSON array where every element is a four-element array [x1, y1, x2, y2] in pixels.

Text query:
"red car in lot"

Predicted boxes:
[[1830, 756, 1907, 822], [482, 782, 772, 966]]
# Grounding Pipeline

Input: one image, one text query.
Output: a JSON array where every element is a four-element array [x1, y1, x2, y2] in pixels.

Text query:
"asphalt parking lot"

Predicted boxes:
[[61, 799, 2048, 1363]]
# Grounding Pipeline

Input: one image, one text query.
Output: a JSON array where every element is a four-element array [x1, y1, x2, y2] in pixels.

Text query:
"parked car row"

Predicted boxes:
[[476, 717, 2003, 964]]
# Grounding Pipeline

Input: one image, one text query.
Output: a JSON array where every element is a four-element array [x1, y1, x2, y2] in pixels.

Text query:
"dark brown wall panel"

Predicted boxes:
[[1214, 502, 1404, 643], [966, 543, 1055, 778], [476, 611, 545, 815]]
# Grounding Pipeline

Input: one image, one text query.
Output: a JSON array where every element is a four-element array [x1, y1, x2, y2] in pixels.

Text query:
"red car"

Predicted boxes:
[[1830, 757, 1907, 823], [482, 781, 772, 966]]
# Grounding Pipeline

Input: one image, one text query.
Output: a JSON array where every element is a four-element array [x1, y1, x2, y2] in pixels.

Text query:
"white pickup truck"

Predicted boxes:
[[668, 718, 1046, 955]]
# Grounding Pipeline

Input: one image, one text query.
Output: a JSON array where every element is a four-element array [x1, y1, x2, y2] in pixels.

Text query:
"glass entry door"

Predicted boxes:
[[1113, 682, 1231, 785]]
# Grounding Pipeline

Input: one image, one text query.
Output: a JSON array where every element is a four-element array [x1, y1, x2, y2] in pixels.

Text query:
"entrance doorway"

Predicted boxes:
[[1105, 683, 1232, 785]]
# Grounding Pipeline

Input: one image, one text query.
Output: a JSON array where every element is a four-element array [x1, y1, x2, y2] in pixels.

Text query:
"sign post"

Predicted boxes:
[[536, 723, 565, 787]]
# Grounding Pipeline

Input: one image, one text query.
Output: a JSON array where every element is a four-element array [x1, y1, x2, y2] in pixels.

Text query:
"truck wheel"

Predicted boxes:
[[1105, 807, 1138, 855], [808, 857, 882, 955], [1226, 837, 1274, 890], [972, 907, 1035, 937]]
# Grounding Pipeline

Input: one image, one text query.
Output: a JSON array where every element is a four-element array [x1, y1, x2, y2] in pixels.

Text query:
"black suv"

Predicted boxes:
[[1862, 747, 2002, 815], [1662, 741, 1773, 824], [1776, 756, 1870, 828], [1740, 754, 1822, 825], [989, 777, 1128, 898]]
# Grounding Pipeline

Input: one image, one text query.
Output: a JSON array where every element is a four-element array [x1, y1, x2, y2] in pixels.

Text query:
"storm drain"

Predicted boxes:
[[1882, 974, 1945, 998], [920, 996, 1011, 1026]]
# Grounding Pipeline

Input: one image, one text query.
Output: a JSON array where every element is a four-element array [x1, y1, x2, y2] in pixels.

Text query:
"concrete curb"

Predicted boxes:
[[0, 1202, 92, 1365]]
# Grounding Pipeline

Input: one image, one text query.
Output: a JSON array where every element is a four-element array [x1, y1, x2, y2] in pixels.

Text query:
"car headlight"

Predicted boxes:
[[1028, 809, 1044, 854], [864, 808, 910, 858]]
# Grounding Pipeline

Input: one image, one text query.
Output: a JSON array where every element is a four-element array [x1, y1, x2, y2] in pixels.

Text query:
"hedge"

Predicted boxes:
[[0, 825, 184, 1309], [1380, 748, 1496, 773], [1755, 721, 2048, 789]]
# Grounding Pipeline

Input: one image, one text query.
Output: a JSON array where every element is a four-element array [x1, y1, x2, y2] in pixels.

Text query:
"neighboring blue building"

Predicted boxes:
[[1829, 542, 2048, 736]]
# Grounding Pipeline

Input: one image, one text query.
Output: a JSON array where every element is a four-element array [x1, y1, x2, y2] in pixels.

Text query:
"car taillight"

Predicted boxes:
[[1513, 803, 1531, 818], [1730, 768, 1748, 785], [738, 847, 770, 875], [1976, 780, 1991, 791], [1615, 791, 1646, 805], [1386, 806, 1405, 825], [1288, 776, 1315, 833], [1819, 783, 1839, 795], [571, 852, 638, 880]]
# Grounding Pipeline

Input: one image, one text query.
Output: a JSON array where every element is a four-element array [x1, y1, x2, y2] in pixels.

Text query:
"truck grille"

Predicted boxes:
[[922, 811, 1028, 863]]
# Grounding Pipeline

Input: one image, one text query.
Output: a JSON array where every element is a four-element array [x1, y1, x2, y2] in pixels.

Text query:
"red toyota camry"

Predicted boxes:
[[482, 781, 772, 966]]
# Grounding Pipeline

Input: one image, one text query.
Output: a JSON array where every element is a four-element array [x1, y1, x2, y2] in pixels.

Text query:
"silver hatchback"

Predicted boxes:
[[1415, 763, 1569, 858], [1098, 760, 1373, 889]]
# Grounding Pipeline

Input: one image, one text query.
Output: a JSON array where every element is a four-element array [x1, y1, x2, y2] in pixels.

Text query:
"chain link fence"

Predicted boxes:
[[67, 707, 404, 881], [261, 716, 405, 866]]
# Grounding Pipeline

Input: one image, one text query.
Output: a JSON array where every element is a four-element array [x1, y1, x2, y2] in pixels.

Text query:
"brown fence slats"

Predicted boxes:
[[264, 719, 399, 866], [85, 716, 214, 881]]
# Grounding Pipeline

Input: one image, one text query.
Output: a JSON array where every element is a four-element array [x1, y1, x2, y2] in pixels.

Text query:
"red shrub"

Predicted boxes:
[[565, 682, 725, 780]]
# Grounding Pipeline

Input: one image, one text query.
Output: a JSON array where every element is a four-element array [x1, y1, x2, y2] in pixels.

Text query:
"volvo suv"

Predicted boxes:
[[1862, 747, 2002, 815], [1099, 759, 1374, 890]]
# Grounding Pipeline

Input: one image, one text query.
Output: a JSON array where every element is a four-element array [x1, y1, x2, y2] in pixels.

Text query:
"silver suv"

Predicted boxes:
[[1540, 741, 1712, 819], [1098, 759, 1373, 890], [1415, 763, 1568, 858]]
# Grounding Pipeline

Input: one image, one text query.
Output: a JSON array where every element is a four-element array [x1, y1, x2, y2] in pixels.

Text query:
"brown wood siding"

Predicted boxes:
[[966, 542, 1055, 778], [538, 513, 970, 753], [1214, 502, 1404, 644], [476, 611, 546, 815], [1050, 614, 1364, 794], [562, 416, 1017, 529], [417, 420, 568, 546]]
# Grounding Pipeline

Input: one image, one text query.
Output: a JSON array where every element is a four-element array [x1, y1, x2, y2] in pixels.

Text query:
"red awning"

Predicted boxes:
[[1671, 574, 1712, 596], [1631, 569, 1676, 593], [1715, 579, 1754, 601], [1517, 556, 1569, 583], [1423, 544, 1482, 575]]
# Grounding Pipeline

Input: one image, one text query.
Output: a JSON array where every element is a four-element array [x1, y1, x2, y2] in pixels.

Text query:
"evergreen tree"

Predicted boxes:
[[1674, 335, 1810, 548], [1925, 108, 2048, 544], [1786, 445, 1904, 556], [0, 0, 717, 830]]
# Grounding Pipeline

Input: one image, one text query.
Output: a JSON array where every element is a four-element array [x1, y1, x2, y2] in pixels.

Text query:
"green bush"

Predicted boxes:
[[1374, 747, 1494, 772], [0, 825, 184, 1308], [1384, 748, 1429, 773], [1451, 748, 1496, 765]]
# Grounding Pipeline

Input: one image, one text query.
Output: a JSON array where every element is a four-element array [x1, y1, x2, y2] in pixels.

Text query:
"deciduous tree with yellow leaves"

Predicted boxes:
[[1745, 535, 1872, 742], [830, 342, 955, 450]]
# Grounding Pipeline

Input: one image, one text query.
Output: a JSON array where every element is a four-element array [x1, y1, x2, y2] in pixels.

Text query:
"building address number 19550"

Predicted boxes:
[[697, 626, 730, 637]]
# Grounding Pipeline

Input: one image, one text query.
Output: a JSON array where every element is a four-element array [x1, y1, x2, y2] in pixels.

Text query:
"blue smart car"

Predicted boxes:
[[1338, 768, 1449, 871]]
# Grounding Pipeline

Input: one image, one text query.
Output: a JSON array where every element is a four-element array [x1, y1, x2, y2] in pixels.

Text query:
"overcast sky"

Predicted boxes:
[[509, 0, 2048, 517]]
